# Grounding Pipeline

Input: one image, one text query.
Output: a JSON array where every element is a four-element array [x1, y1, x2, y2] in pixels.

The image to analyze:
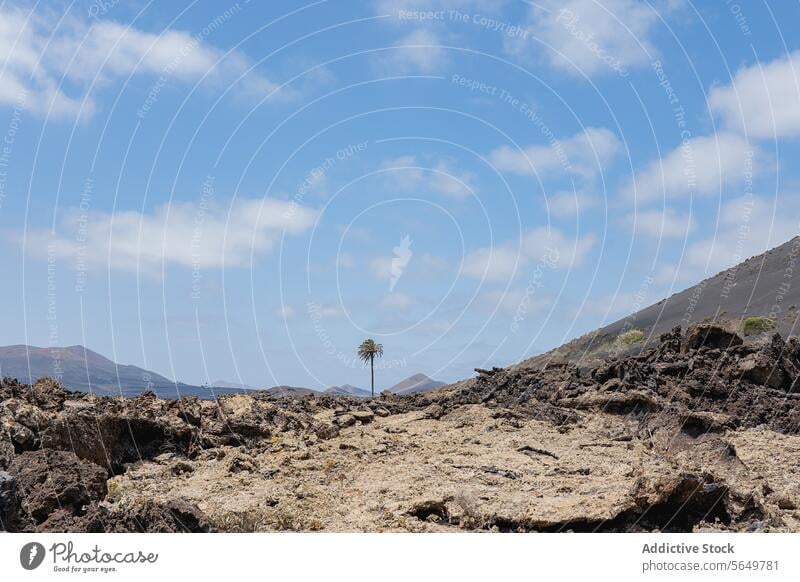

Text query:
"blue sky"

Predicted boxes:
[[1, 0, 799, 390]]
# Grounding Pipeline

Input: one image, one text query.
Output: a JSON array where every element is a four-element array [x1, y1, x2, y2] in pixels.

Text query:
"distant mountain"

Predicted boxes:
[[387, 373, 445, 395], [265, 385, 319, 397], [212, 379, 260, 391], [325, 384, 371, 398], [0, 344, 243, 399]]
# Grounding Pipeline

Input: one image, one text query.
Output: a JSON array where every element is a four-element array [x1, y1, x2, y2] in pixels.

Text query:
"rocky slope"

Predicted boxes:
[[529, 236, 800, 368], [2, 323, 799, 532]]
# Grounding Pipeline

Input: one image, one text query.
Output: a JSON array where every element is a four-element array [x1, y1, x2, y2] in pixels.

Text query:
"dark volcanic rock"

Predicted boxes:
[[433, 326, 800, 435], [0, 424, 13, 470], [0, 471, 20, 530], [682, 324, 743, 353], [39, 499, 213, 533], [41, 411, 194, 474], [9, 449, 107, 525]]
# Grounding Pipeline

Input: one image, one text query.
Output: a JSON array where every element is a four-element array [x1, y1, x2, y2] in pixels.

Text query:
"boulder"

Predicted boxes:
[[5, 419, 35, 451], [0, 471, 20, 531], [351, 410, 375, 424], [41, 412, 194, 473], [682, 324, 743, 353], [37, 498, 213, 533], [9, 449, 107, 525], [334, 414, 356, 427], [738, 353, 787, 389], [314, 423, 339, 440], [0, 424, 13, 470]]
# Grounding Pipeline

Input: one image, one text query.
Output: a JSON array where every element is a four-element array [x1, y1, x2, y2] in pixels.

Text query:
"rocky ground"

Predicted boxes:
[[2, 323, 800, 532]]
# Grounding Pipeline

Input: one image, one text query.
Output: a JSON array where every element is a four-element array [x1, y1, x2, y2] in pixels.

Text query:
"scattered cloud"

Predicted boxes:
[[369, 256, 394, 280], [462, 226, 595, 281], [489, 127, 622, 180], [481, 288, 552, 314], [275, 305, 296, 320], [308, 303, 344, 319], [382, 292, 413, 308], [376, 0, 505, 16], [24, 197, 318, 274], [709, 51, 800, 139], [0, 6, 282, 119], [622, 132, 758, 201], [547, 190, 598, 217], [337, 253, 356, 269], [627, 208, 694, 238], [418, 253, 448, 270], [379, 156, 478, 197], [505, 0, 681, 76], [685, 194, 799, 275], [384, 29, 447, 73]]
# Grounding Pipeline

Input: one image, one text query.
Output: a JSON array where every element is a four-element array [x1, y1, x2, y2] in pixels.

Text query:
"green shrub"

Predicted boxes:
[[617, 329, 644, 346], [742, 316, 776, 336]]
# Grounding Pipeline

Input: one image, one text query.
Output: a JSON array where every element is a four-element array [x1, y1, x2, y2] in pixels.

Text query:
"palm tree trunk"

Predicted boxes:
[[370, 354, 375, 398]]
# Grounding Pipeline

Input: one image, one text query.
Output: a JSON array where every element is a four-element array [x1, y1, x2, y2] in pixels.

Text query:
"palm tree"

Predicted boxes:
[[357, 338, 384, 398]]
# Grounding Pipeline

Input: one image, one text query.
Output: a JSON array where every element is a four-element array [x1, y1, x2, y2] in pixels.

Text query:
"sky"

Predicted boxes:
[[1, 0, 799, 390]]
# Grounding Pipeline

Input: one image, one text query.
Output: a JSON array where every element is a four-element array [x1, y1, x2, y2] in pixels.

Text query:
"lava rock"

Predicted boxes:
[[334, 414, 356, 427], [682, 324, 743, 353], [351, 410, 375, 424], [38, 498, 214, 533], [9, 449, 107, 525], [0, 471, 20, 531]]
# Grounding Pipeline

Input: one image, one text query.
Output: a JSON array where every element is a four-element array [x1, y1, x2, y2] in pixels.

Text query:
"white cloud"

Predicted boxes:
[[622, 133, 758, 201], [379, 156, 423, 193], [337, 253, 356, 269], [379, 155, 477, 197], [376, 0, 505, 15], [462, 245, 521, 281], [24, 197, 318, 274], [709, 51, 800, 139], [309, 303, 344, 319], [547, 190, 598, 217], [489, 127, 622, 180], [627, 208, 694, 238], [418, 253, 448, 270], [506, 0, 679, 76], [382, 292, 413, 308], [275, 305, 296, 320], [462, 226, 595, 281], [685, 194, 799, 275], [0, 6, 281, 119], [369, 256, 393, 280], [430, 162, 478, 198], [482, 289, 552, 315], [385, 29, 447, 73]]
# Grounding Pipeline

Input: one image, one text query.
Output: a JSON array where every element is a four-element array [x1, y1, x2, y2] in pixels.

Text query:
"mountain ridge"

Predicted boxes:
[[0, 345, 445, 400], [387, 373, 445, 395], [522, 236, 800, 369]]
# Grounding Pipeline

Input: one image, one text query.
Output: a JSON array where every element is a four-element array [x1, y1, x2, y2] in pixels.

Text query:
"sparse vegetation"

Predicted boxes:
[[617, 329, 644, 346], [105, 479, 122, 502], [742, 316, 776, 336], [213, 510, 270, 532], [454, 491, 482, 529]]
